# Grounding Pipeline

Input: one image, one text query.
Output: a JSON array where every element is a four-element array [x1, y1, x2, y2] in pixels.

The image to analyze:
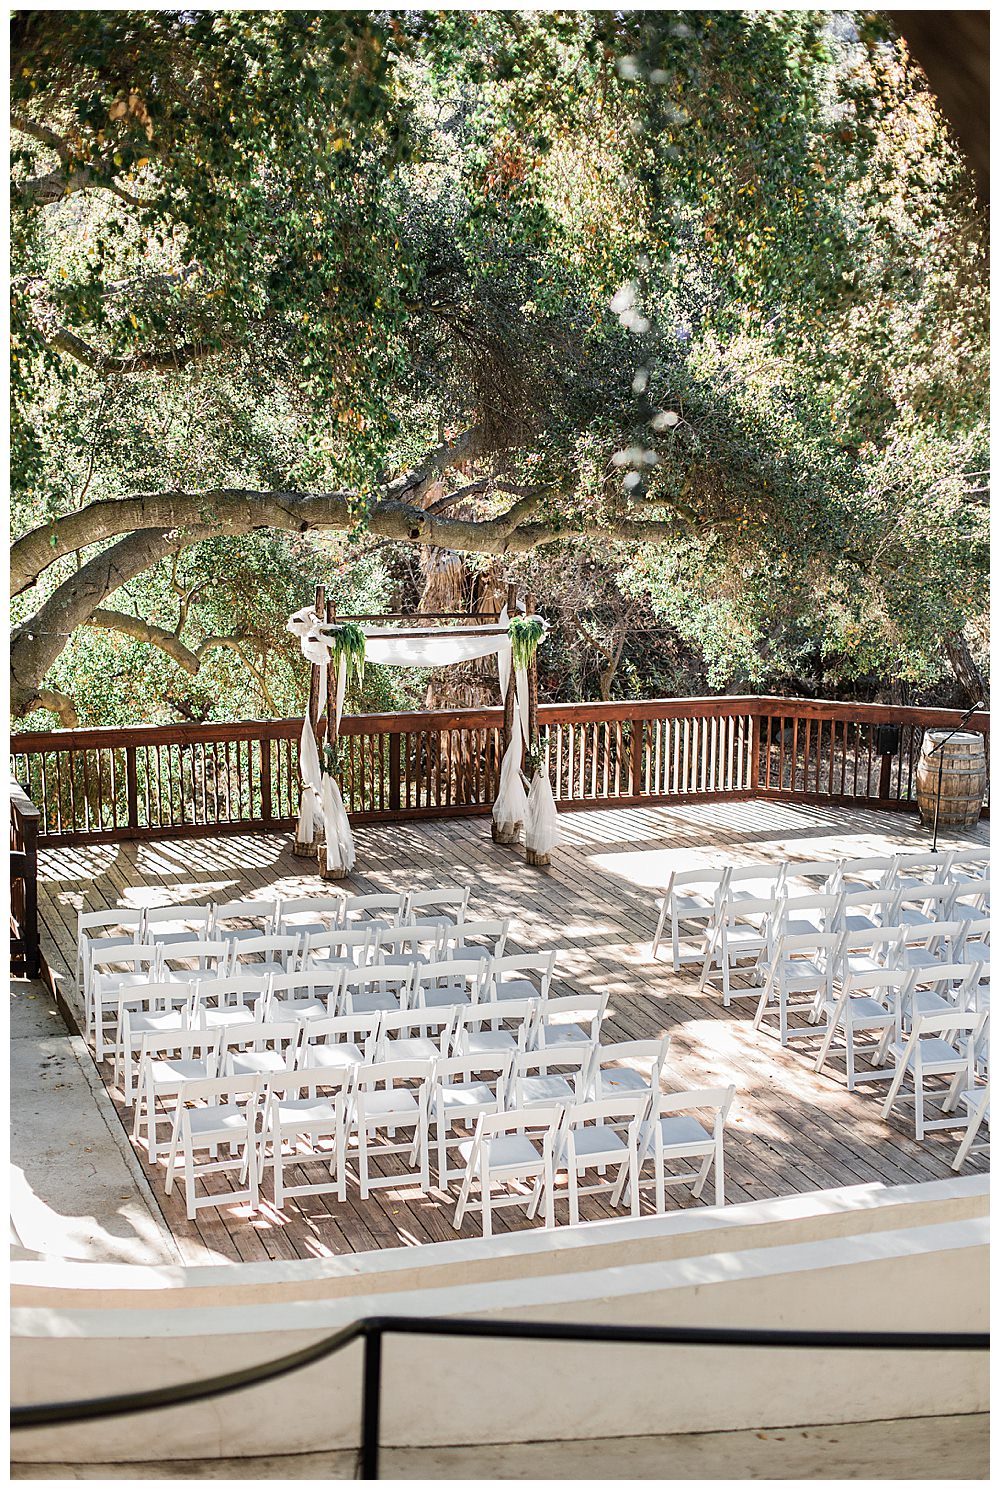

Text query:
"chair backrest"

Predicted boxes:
[[276, 894, 346, 931], [377, 925, 443, 957], [445, 918, 510, 953], [139, 1025, 220, 1064], [892, 882, 958, 913], [219, 1019, 302, 1057], [839, 888, 897, 921], [378, 1006, 458, 1049], [161, 938, 232, 971], [403, 887, 470, 920], [535, 991, 608, 1029], [772, 929, 843, 958], [79, 908, 144, 939], [908, 961, 979, 991], [911, 1009, 988, 1041], [433, 1051, 513, 1085], [338, 963, 412, 1011], [898, 918, 963, 946], [665, 866, 730, 899], [783, 860, 842, 889], [412, 959, 485, 1006], [354, 1058, 434, 1092], [958, 917, 991, 953], [212, 898, 278, 933], [454, 999, 536, 1047], [728, 863, 785, 885], [490, 952, 556, 997], [654, 1084, 735, 1129], [195, 973, 269, 1008], [119, 982, 194, 1018], [230, 933, 302, 966], [565, 1093, 650, 1130], [590, 1037, 669, 1087], [474, 1107, 563, 1144], [843, 966, 915, 999], [297, 1012, 380, 1058], [264, 1069, 351, 1102], [268, 970, 340, 1011], [304, 927, 375, 962], [341, 893, 406, 925], [174, 1072, 263, 1108], [717, 893, 778, 926], [144, 905, 213, 936]]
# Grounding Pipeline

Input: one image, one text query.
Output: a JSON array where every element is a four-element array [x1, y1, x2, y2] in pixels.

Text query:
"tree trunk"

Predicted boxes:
[[943, 629, 987, 706]]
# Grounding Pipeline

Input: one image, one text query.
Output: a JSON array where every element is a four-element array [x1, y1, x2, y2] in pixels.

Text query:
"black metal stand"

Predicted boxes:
[[928, 700, 984, 853]]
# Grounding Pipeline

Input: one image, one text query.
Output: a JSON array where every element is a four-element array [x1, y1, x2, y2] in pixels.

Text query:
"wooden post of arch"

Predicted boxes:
[[492, 582, 522, 845], [292, 581, 325, 857], [319, 598, 350, 879], [524, 590, 550, 866]]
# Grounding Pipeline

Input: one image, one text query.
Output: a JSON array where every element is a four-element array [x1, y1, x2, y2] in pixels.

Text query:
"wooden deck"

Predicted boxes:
[[35, 798, 989, 1266]]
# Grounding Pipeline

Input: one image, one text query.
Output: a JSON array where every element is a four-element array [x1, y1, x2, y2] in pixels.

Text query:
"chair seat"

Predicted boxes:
[[385, 1037, 442, 1062], [570, 1125, 629, 1159], [595, 1067, 650, 1095], [438, 1081, 496, 1112], [495, 977, 542, 1002], [463, 1030, 518, 1056], [842, 913, 880, 935], [272, 1096, 338, 1125], [536, 1024, 588, 1047], [901, 948, 951, 970], [201, 1007, 257, 1029], [87, 934, 137, 958], [889, 1036, 967, 1069], [218, 926, 270, 943], [410, 914, 458, 931], [306, 954, 362, 973], [517, 1073, 575, 1105], [655, 1114, 713, 1152], [360, 1089, 420, 1119], [187, 1104, 251, 1139], [307, 1042, 365, 1068], [128, 1011, 187, 1036], [841, 995, 895, 1026], [345, 992, 399, 1015], [148, 929, 208, 947], [845, 953, 887, 976], [281, 920, 327, 942], [449, 945, 493, 962], [909, 989, 955, 1017], [461, 1134, 541, 1171], [276, 1000, 329, 1023], [148, 1057, 211, 1087], [229, 1050, 292, 1076]]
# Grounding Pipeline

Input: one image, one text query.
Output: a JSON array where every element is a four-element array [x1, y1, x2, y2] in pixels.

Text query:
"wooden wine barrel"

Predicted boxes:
[[915, 730, 987, 828]]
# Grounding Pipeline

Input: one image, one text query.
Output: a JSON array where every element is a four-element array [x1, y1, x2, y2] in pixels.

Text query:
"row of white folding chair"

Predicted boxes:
[[454, 1083, 735, 1235], [77, 888, 476, 998], [130, 992, 614, 1154], [162, 1060, 730, 1230], [653, 852, 990, 970], [304, 918, 510, 975]]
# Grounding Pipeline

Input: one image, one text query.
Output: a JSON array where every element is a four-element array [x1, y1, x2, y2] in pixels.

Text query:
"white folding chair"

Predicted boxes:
[[880, 1010, 988, 1140], [441, 917, 510, 965], [506, 1046, 592, 1108], [338, 964, 411, 1016], [530, 992, 607, 1052], [782, 859, 843, 895], [839, 925, 902, 978], [947, 848, 990, 886], [812, 968, 913, 1091], [133, 1027, 221, 1163], [340, 892, 406, 931], [951, 879, 991, 924], [277, 893, 347, 940], [228, 933, 301, 980], [90, 947, 162, 1060], [303, 926, 375, 975], [489, 951, 555, 1004], [431, 1053, 512, 1189], [115, 983, 196, 1106], [950, 1082, 990, 1171], [258, 1070, 351, 1208], [268, 971, 340, 1022], [752, 930, 841, 1046], [698, 895, 774, 1007], [375, 1006, 459, 1063], [452, 997, 536, 1066], [163, 1073, 262, 1219], [403, 887, 470, 931], [212, 897, 278, 943], [614, 1086, 735, 1211], [143, 903, 213, 947], [651, 866, 730, 969], [838, 854, 896, 890], [76, 907, 143, 1013], [544, 1093, 649, 1224], [410, 957, 485, 1011], [773, 891, 843, 941], [376, 924, 443, 969], [587, 1037, 670, 1103], [221, 1019, 302, 1078], [453, 1106, 563, 1236], [161, 938, 232, 989], [890, 882, 958, 930], [837, 888, 898, 936], [194, 973, 270, 1030], [296, 1012, 380, 1077], [349, 1059, 433, 1198], [896, 920, 965, 971]]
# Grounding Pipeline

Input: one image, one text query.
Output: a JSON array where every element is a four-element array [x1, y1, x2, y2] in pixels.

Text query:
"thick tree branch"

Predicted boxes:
[[46, 324, 224, 376], [86, 607, 201, 673], [12, 113, 150, 209]]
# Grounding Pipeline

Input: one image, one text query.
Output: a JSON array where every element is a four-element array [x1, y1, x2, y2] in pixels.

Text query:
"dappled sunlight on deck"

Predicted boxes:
[[33, 798, 988, 1264]]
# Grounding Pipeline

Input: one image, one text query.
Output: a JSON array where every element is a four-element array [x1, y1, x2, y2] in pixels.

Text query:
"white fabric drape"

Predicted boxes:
[[289, 607, 557, 856], [296, 713, 324, 847], [524, 767, 561, 855], [321, 774, 355, 874]]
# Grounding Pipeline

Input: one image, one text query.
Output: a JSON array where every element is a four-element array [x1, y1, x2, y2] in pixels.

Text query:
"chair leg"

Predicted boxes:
[[845, 1025, 856, 1092], [881, 1058, 909, 1121], [692, 1150, 714, 1199], [567, 1165, 579, 1227], [813, 1017, 838, 1077], [715, 1137, 725, 1206], [481, 1178, 493, 1238], [914, 1077, 925, 1141]]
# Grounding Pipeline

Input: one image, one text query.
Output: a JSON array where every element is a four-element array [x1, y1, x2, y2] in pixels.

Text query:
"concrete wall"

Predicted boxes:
[[12, 1212, 988, 1464]]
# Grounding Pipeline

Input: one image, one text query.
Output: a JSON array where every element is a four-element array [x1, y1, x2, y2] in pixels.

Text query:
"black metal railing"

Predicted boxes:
[[11, 1315, 988, 1479]]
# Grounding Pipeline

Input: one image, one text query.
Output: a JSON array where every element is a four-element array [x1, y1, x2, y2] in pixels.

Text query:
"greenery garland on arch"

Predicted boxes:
[[508, 615, 546, 672], [323, 620, 367, 693]]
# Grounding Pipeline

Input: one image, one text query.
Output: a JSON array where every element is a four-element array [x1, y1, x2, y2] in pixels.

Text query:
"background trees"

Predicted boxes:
[[10, 10, 988, 727]]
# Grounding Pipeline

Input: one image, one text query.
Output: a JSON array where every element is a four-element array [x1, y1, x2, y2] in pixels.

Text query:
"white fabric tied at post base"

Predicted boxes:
[[321, 774, 355, 874], [525, 767, 561, 854], [296, 714, 324, 846], [492, 707, 528, 835]]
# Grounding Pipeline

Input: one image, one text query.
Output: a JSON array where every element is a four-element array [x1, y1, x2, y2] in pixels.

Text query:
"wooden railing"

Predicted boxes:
[[10, 778, 41, 976], [9, 696, 989, 846]]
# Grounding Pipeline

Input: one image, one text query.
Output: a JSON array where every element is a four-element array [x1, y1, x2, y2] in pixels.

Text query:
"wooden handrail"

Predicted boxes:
[[9, 696, 989, 846]]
